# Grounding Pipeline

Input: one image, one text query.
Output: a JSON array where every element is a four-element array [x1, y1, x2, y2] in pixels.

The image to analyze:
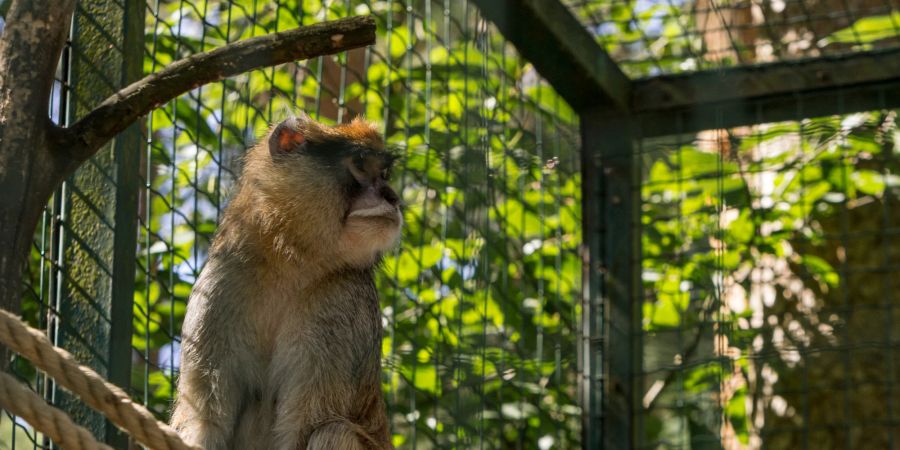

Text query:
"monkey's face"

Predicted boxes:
[[257, 115, 402, 266]]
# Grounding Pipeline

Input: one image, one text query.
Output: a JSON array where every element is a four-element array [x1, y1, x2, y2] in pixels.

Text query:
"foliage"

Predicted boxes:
[[640, 112, 900, 448], [134, 1, 582, 449], [566, 0, 900, 76]]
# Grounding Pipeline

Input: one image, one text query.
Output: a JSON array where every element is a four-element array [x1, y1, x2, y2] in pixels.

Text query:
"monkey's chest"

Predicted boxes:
[[247, 301, 293, 361], [246, 291, 382, 382]]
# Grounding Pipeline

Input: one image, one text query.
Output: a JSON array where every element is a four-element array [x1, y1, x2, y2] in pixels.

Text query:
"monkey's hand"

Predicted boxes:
[[170, 284, 250, 450], [304, 415, 396, 450]]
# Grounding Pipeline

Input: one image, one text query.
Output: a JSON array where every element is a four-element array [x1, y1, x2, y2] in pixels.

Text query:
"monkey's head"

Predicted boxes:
[[239, 114, 402, 268]]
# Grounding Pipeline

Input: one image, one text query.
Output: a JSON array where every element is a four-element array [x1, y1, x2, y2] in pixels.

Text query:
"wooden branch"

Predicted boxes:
[[63, 15, 376, 160]]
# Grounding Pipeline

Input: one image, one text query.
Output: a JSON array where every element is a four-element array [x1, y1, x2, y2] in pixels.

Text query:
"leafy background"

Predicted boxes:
[[3, 0, 900, 449], [563, 0, 900, 446], [131, 1, 582, 449], [639, 115, 900, 449]]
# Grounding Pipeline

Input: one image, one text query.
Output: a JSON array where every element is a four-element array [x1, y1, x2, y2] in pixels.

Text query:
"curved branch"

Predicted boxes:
[[63, 15, 376, 161]]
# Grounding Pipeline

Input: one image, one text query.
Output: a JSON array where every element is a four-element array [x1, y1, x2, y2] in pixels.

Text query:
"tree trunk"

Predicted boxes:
[[0, 1, 76, 328]]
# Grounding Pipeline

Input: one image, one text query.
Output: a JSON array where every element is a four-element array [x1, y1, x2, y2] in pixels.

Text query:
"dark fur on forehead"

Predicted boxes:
[[269, 114, 392, 160], [302, 135, 398, 167]]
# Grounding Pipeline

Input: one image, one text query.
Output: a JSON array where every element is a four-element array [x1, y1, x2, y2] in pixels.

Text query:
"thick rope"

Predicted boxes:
[[0, 370, 114, 450], [0, 309, 199, 450]]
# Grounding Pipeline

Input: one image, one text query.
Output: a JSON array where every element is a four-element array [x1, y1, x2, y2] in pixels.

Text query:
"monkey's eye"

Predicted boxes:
[[352, 153, 366, 171], [381, 168, 391, 180]]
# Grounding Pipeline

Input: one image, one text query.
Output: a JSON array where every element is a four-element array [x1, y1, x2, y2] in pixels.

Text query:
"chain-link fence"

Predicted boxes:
[[4, 0, 900, 449], [565, 0, 900, 446], [634, 107, 900, 449], [2, 1, 582, 449]]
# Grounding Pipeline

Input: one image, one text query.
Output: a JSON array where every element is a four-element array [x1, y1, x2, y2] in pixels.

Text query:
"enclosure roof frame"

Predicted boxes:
[[631, 49, 900, 136], [472, 0, 632, 112], [476, 0, 900, 136]]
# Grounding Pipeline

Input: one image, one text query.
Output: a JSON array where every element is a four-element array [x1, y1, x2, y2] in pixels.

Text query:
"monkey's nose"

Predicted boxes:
[[380, 186, 400, 205]]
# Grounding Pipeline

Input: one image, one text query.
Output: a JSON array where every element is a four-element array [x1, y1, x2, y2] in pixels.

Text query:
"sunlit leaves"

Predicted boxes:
[[826, 12, 900, 46], [641, 111, 900, 446], [137, 1, 581, 447]]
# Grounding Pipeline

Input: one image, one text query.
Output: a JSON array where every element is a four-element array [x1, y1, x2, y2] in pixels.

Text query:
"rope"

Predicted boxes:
[[0, 370, 114, 450], [0, 308, 199, 450]]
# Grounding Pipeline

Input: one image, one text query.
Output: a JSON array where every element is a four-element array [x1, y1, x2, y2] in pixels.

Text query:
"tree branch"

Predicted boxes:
[[63, 15, 376, 161]]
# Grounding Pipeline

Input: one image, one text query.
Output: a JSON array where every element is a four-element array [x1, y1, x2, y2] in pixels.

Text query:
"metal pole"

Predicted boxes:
[[580, 109, 641, 449]]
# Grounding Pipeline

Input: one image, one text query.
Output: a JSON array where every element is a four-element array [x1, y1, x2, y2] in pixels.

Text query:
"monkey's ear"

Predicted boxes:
[[268, 117, 306, 156]]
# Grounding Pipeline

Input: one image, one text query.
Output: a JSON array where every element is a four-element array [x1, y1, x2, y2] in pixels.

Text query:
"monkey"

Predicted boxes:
[[170, 113, 401, 450]]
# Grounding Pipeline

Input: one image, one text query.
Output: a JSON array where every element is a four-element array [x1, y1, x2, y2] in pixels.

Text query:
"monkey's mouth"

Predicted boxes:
[[347, 190, 400, 222], [348, 202, 397, 219]]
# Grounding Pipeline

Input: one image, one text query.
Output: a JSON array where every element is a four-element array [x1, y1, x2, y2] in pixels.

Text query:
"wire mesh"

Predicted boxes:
[[3, 1, 583, 449], [4, 1, 899, 449], [138, 2, 583, 447], [2, 2, 128, 446], [635, 98, 900, 448], [564, 0, 900, 76]]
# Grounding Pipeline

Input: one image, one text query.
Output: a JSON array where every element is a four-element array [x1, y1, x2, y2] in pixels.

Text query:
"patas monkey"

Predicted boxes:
[[171, 114, 401, 450]]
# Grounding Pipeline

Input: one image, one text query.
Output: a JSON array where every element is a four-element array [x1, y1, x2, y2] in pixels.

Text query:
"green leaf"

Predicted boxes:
[[826, 12, 900, 45], [852, 169, 886, 196]]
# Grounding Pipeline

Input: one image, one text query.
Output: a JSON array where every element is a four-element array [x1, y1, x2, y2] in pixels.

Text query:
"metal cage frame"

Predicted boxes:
[[475, 0, 900, 448]]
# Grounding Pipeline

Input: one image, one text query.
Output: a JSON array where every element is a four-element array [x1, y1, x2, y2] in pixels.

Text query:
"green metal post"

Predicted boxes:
[[55, 1, 144, 448], [580, 109, 641, 449], [580, 109, 603, 448]]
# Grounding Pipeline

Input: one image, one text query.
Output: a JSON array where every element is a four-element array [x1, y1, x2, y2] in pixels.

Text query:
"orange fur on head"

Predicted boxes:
[[334, 118, 385, 151]]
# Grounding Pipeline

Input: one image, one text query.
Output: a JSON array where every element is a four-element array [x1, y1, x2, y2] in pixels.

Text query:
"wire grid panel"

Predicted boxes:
[[564, 0, 900, 77], [636, 102, 900, 448], [135, 1, 582, 449]]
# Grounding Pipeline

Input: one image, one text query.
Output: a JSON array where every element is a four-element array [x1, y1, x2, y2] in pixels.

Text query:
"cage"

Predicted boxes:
[[0, 0, 899, 449], [3, 1, 581, 449]]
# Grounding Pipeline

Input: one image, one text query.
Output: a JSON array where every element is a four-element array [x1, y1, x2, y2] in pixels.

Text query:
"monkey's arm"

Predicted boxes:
[[170, 278, 252, 450], [170, 357, 243, 449]]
